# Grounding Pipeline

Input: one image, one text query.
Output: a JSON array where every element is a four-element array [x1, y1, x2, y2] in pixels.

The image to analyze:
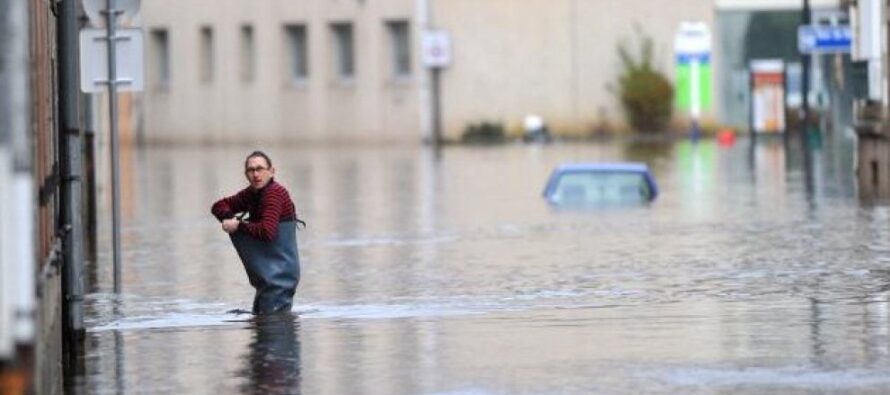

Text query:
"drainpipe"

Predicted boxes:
[[416, 0, 434, 143], [58, 0, 86, 344]]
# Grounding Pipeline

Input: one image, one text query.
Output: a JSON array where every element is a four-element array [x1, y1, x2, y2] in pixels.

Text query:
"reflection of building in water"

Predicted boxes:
[[144, 1, 854, 143]]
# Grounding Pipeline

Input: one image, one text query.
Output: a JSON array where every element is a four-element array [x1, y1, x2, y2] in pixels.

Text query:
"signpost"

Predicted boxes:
[[797, 25, 852, 54], [83, 0, 140, 27], [79, 0, 143, 293], [422, 29, 451, 144], [422, 30, 451, 68], [674, 21, 712, 139], [79, 28, 144, 93], [798, 24, 851, 124]]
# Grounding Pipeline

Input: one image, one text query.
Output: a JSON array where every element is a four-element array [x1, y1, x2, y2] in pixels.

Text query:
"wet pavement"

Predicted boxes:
[[68, 134, 890, 394]]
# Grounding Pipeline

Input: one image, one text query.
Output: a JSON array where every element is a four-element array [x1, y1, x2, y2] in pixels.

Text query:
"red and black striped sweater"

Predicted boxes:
[[211, 179, 297, 242]]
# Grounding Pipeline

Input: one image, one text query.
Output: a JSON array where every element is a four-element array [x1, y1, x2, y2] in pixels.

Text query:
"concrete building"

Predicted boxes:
[[141, 0, 421, 144], [139, 0, 845, 144], [848, 0, 890, 201], [1, 0, 90, 393], [715, 0, 850, 131]]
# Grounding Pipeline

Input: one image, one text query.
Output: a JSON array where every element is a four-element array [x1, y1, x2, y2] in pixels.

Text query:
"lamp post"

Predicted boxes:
[[801, 0, 811, 129]]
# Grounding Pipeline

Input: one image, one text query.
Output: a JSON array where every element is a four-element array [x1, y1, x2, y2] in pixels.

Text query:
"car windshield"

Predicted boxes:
[[550, 171, 650, 205]]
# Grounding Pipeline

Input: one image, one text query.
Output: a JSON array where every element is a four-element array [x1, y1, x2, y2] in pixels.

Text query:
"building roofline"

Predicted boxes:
[[716, 0, 841, 11]]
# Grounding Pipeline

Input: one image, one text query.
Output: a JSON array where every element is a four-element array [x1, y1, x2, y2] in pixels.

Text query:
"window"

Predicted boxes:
[[552, 172, 651, 205], [150, 28, 170, 87], [386, 21, 411, 77], [284, 24, 309, 82], [199, 26, 214, 83], [331, 23, 354, 79], [240, 24, 255, 82]]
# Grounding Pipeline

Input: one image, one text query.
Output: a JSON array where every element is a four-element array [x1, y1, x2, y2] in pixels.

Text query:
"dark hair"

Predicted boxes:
[[244, 150, 272, 169]]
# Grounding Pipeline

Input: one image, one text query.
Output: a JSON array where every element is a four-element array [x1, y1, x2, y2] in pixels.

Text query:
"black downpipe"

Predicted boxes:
[[57, 0, 85, 350]]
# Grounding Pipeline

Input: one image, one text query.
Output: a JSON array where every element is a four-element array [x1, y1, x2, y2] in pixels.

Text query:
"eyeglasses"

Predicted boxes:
[[245, 166, 269, 174]]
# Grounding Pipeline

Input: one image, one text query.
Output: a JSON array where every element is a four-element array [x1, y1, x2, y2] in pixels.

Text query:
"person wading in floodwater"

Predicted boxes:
[[211, 151, 304, 314]]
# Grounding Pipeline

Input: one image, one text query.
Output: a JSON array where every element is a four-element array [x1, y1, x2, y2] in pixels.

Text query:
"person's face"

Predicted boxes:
[[244, 156, 275, 190]]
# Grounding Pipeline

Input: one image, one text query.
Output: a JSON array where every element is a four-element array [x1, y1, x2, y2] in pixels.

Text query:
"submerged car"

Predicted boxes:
[[542, 162, 658, 206]]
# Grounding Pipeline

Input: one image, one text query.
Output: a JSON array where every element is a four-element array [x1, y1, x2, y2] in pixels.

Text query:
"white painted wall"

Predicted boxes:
[[434, 0, 715, 137], [142, 0, 420, 144], [140, 0, 731, 142]]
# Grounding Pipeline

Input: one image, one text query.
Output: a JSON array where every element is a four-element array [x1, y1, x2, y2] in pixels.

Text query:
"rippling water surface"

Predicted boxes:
[[68, 136, 890, 394]]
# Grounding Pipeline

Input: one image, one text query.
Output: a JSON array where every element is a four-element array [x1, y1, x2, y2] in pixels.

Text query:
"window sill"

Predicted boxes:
[[386, 76, 413, 88], [152, 83, 171, 93], [330, 78, 356, 89], [284, 79, 310, 90]]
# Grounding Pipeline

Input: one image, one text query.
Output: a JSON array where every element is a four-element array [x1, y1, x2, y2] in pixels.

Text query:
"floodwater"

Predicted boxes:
[[68, 134, 890, 395]]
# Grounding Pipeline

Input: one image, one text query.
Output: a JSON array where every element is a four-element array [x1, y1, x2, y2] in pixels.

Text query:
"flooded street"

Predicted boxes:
[[68, 135, 890, 394]]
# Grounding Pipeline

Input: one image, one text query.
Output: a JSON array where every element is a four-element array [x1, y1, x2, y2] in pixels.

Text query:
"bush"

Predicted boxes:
[[614, 31, 674, 133], [461, 121, 506, 144]]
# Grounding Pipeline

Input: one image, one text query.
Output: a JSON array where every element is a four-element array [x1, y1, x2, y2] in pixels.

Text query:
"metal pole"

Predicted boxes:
[[801, 0, 811, 128], [690, 57, 702, 140], [417, 0, 439, 145], [431, 67, 442, 144], [58, 0, 85, 340], [104, 0, 123, 293], [877, 1, 890, 111]]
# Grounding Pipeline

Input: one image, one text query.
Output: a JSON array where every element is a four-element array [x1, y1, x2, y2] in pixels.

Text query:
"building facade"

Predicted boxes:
[[142, 0, 419, 144], [139, 0, 845, 144]]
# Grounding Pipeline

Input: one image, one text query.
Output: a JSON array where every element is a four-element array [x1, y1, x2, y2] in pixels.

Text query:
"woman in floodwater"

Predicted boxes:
[[211, 151, 303, 314]]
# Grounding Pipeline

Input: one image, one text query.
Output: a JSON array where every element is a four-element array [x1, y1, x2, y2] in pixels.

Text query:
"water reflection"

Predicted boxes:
[[239, 313, 302, 395], [621, 139, 674, 164], [74, 137, 890, 394]]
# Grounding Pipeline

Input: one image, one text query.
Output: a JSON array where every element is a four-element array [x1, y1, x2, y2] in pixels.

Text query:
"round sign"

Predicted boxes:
[[83, 0, 141, 27]]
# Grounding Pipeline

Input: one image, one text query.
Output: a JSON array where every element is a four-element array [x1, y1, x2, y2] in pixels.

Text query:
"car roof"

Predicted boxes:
[[543, 162, 658, 201], [553, 162, 650, 173]]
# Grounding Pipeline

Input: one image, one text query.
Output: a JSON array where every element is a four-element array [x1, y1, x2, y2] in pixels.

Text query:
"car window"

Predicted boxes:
[[551, 171, 650, 204]]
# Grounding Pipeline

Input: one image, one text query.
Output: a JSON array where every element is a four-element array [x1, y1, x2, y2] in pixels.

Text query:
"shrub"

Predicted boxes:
[[614, 31, 674, 133], [461, 121, 506, 144]]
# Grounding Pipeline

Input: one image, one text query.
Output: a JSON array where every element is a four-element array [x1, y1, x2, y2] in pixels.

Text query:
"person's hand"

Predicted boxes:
[[222, 218, 240, 234]]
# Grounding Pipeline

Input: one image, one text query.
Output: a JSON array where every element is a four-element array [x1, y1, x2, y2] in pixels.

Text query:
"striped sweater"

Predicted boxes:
[[211, 179, 297, 242]]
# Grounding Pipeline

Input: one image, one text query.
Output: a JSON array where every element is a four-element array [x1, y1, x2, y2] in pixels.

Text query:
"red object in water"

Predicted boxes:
[[717, 129, 736, 146]]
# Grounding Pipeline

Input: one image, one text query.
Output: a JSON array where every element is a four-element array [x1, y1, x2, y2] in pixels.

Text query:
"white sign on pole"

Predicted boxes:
[[674, 21, 712, 120], [83, 0, 141, 27], [798, 25, 852, 54], [422, 30, 451, 68], [674, 21, 711, 58], [79, 28, 144, 93]]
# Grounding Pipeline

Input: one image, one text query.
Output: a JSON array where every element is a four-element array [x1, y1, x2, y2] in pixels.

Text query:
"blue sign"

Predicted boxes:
[[675, 53, 711, 64], [798, 25, 852, 54]]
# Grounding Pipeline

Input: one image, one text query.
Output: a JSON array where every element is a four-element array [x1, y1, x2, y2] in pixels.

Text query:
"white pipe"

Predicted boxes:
[[12, 175, 35, 343], [857, 0, 884, 101], [11, 0, 34, 345], [875, 1, 890, 107], [416, 0, 433, 142], [0, 148, 12, 359], [691, 59, 701, 120], [1, 0, 33, 354]]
